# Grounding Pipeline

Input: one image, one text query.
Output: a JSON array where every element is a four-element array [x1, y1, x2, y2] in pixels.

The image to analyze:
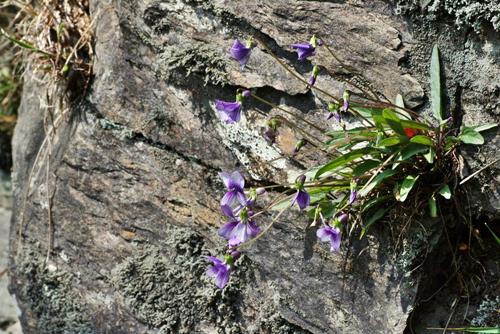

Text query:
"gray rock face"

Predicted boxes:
[[8, 0, 499, 333]]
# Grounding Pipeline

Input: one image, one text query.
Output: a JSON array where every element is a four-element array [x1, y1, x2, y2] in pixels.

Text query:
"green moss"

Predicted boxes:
[[16, 250, 94, 334]]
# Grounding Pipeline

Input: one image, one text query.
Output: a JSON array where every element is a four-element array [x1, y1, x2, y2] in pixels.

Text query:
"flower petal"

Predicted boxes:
[[219, 171, 232, 188], [329, 230, 341, 252], [316, 227, 333, 242], [215, 266, 231, 289], [221, 190, 236, 207], [218, 220, 238, 239], [230, 39, 251, 62], [231, 171, 245, 189], [296, 190, 310, 210], [247, 221, 261, 238], [221, 204, 236, 218]]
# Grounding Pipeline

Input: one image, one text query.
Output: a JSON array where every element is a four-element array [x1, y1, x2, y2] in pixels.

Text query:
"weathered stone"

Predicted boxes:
[[8, 0, 499, 333]]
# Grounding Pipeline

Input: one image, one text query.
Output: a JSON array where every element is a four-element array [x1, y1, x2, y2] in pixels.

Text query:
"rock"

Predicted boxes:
[[8, 0, 498, 333]]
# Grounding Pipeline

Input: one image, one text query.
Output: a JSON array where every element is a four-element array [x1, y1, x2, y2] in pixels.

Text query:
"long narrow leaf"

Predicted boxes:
[[399, 175, 419, 202], [315, 148, 375, 178], [430, 44, 443, 122]]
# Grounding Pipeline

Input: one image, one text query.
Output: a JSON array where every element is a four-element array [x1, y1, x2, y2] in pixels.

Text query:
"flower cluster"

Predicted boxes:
[[206, 35, 353, 289]]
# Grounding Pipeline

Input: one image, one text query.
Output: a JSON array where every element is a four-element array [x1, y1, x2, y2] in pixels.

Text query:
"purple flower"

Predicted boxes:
[[205, 256, 231, 289], [219, 205, 261, 246], [291, 189, 310, 210], [307, 75, 316, 87], [316, 225, 341, 252], [230, 39, 253, 68], [227, 220, 261, 246], [219, 171, 247, 207], [215, 100, 242, 124], [348, 178, 357, 205], [341, 90, 350, 113], [326, 102, 341, 121], [291, 43, 315, 60], [348, 190, 357, 205]]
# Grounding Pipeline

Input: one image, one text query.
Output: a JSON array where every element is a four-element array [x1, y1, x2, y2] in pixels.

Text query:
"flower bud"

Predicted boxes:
[[242, 89, 251, 98], [308, 75, 316, 87], [309, 35, 319, 48], [223, 254, 234, 265], [256, 187, 266, 195], [293, 138, 307, 154], [267, 118, 280, 130], [337, 213, 348, 224], [328, 102, 339, 112], [230, 250, 241, 260], [263, 129, 277, 144], [245, 38, 256, 49], [295, 174, 306, 187]]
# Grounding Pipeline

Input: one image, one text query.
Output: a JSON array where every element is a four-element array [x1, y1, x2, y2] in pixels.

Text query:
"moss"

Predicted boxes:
[[155, 42, 229, 86], [97, 118, 136, 140], [16, 250, 94, 334], [394, 0, 500, 32], [112, 226, 245, 334]]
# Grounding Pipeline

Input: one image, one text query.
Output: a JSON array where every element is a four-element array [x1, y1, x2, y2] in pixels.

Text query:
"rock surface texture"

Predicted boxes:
[[9, 0, 499, 333]]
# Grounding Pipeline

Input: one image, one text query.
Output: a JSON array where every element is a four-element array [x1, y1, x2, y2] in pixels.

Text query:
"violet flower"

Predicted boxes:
[[219, 171, 247, 207], [291, 43, 315, 60], [326, 102, 340, 121], [205, 256, 231, 289], [316, 225, 341, 252], [348, 179, 357, 205], [290, 175, 310, 210], [291, 35, 320, 61], [307, 65, 320, 88], [215, 90, 250, 124], [230, 39, 255, 69], [215, 100, 242, 124], [219, 206, 260, 246]]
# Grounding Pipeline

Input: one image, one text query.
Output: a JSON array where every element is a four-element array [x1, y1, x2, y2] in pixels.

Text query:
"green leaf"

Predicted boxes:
[[394, 94, 411, 120], [399, 175, 419, 202], [315, 148, 375, 178], [0, 28, 37, 51], [353, 159, 381, 177], [429, 195, 437, 218], [445, 136, 460, 150], [400, 143, 429, 160], [359, 169, 397, 197], [401, 119, 433, 131], [484, 223, 500, 246], [361, 195, 392, 213], [382, 108, 406, 135], [438, 184, 451, 199], [463, 327, 500, 333], [473, 123, 498, 132], [459, 127, 484, 145], [378, 136, 403, 147], [410, 135, 434, 146], [430, 44, 443, 122], [424, 147, 435, 164]]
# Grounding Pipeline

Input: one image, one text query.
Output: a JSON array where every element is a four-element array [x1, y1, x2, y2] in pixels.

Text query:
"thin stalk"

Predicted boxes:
[[255, 37, 376, 127], [237, 205, 290, 250]]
